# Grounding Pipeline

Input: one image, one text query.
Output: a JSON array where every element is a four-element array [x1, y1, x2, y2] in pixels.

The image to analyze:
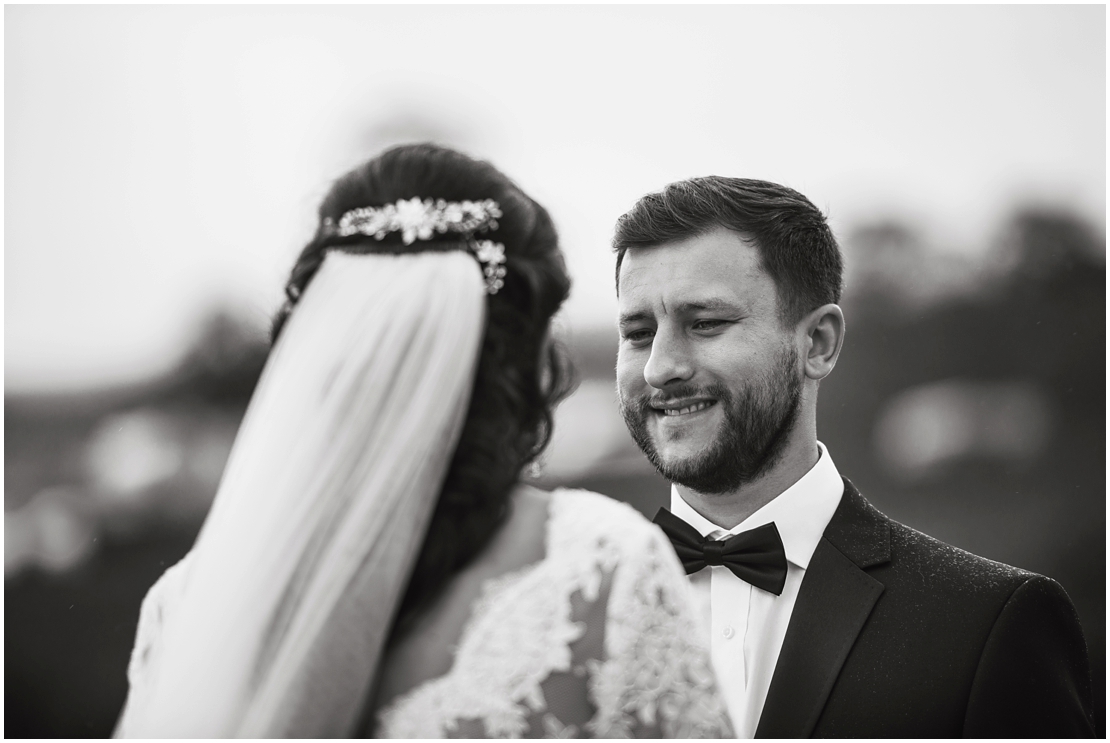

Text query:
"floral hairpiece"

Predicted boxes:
[[324, 197, 507, 294], [471, 239, 507, 295]]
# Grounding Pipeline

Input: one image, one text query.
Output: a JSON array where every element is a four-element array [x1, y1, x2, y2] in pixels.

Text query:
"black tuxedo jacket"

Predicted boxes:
[[753, 478, 1094, 738]]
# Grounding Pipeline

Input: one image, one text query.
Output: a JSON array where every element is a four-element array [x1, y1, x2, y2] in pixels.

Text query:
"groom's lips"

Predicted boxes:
[[649, 398, 718, 418]]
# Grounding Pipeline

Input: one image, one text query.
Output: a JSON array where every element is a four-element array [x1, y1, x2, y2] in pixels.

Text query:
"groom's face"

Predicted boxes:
[[616, 227, 804, 493]]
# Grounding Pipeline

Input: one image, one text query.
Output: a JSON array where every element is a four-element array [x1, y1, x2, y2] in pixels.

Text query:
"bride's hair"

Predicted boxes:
[[272, 143, 574, 637]]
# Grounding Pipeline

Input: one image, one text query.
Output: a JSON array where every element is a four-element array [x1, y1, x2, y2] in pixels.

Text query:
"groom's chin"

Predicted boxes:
[[624, 408, 724, 479], [651, 442, 708, 474], [647, 412, 722, 459], [640, 434, 717, 484]]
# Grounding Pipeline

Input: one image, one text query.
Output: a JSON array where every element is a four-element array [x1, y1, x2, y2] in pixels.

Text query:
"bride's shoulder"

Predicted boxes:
[[543, 487, 668, 556], [482, 485, 674, 585], [547, 486, 656, 527], [546, 486, 645, 519]]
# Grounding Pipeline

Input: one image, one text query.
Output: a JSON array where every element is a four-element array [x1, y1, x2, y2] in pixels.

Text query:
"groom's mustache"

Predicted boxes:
[[625, 383, 732, 414]]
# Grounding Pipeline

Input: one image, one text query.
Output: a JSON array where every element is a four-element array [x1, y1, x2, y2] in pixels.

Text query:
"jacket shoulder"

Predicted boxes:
[[962, 574, 1095, 736], [887, 518, 1035, 593], [832, 479, 1035, 597]]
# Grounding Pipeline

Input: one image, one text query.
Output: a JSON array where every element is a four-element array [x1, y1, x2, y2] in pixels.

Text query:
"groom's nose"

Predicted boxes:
[[643, 326, 695, 389]]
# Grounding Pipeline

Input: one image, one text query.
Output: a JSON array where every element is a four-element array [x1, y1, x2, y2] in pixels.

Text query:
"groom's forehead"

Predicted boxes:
[[618, 227, 765, 280], [617, 236, 772, 308]]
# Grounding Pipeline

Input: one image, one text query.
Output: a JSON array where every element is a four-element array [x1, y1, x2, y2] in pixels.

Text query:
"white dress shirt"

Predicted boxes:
[[669, 442, 844, 738]]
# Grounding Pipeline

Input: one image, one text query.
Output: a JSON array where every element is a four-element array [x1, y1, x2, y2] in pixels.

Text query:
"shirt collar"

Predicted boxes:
[[668, 441, 844, 570]]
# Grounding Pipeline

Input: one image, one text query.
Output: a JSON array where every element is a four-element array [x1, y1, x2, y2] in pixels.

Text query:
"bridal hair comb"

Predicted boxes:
[[324, 198, 507, 294], [470, 239, 507, 295]]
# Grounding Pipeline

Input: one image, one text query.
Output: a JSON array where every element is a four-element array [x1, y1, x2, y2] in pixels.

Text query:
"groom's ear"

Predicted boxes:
[[800, 303, 844, 381]]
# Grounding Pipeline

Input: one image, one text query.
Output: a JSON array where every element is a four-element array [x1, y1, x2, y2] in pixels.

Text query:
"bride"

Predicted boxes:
[[114, 144, 732, 738]]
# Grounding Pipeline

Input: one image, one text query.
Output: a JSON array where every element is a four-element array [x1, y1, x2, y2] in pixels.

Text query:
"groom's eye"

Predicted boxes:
[[623, 328, 655, 345], [692, 319, 728, 331]]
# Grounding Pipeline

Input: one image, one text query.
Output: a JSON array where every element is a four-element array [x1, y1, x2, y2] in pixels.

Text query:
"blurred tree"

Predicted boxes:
[[169, 309, 269, 407]]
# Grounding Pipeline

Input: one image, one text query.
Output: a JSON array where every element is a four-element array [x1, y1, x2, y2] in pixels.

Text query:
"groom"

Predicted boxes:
[[612, 177, 1094, 737]]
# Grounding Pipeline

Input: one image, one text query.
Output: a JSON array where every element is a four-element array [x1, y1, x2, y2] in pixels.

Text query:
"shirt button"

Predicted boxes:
[[722, 625, 735, 639]]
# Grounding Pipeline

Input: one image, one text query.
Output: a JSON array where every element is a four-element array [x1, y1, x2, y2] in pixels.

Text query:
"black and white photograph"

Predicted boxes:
[[6, 5, 1104, 738]]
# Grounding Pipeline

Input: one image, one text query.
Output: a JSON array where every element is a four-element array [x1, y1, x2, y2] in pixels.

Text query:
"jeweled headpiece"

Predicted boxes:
[[323, 198, 507, 295]]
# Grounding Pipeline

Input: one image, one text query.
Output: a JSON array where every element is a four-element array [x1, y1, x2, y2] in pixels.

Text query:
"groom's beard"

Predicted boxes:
[[619, 346, 803, 495]]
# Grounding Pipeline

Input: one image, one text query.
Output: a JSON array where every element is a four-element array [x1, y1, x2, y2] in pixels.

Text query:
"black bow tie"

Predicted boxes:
[[652, 508, 788, 596]]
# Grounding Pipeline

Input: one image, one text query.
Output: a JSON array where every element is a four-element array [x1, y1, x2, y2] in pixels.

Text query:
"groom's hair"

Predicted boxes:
[[613, 177, 844, 326]]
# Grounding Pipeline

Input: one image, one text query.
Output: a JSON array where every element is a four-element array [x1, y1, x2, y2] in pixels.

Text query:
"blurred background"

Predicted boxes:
[[6, 5, 1104, 737]]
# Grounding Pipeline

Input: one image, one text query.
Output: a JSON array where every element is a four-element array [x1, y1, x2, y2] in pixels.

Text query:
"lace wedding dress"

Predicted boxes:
[[122, 489, 732, 738], [372, 489, 731, 738]]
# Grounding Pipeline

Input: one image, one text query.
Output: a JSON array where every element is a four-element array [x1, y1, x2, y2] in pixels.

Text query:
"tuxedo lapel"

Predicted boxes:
[[755, 480, 890, 738]]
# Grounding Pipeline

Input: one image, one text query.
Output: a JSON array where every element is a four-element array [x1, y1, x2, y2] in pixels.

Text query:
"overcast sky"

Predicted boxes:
[[6, 5, 1104, 392]]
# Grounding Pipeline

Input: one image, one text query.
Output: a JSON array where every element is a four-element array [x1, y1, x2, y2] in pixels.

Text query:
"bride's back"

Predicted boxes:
[[370, 485, 732, 738], [372, 485, 551, 712]]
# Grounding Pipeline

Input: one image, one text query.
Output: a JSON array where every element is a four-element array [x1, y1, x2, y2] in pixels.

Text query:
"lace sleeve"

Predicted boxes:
[[373, 491, 733, 739], [513, 521, 732, 739], [113, 554, 192, 738], [585, 525, 733, 738]]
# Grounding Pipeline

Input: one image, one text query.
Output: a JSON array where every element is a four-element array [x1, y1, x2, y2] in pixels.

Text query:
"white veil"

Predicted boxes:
[[116, 250, 487, 737]]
